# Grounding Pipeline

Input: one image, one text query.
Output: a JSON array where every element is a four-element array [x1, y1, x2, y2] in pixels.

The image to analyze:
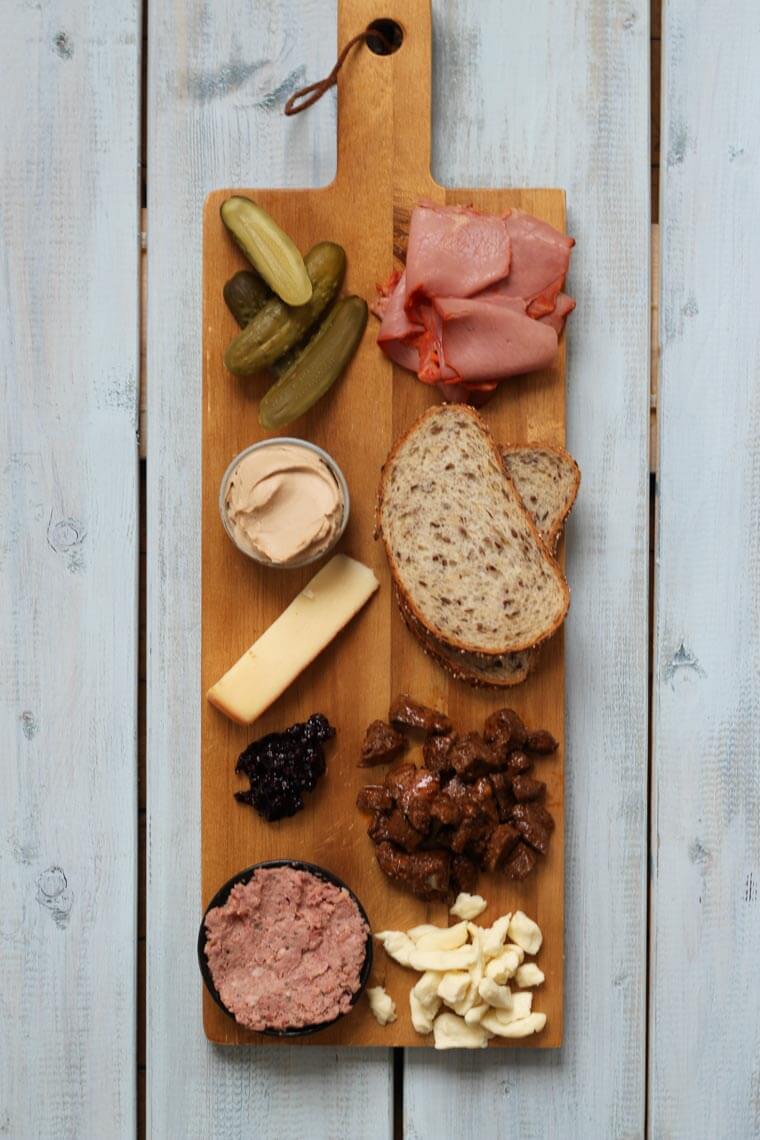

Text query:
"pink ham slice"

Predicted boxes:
[[429, 295, 558, 384], [405, 201, 511, 307], [480, 210, 573, 309], [377, 270, 425, 371], [539, 291, 576, 335]]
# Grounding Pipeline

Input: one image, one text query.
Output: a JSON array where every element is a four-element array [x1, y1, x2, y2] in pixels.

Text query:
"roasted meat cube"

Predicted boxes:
[[505, 750, 533, 777], [503, 841, 538, 880], [450, 814, 492, 856], [389, 694, 453, 735], [368, 808, 424, 852], [375, 841, 451, 901], [448, 732, 498, 780], [488, 772, 514, 821], [525, 729, 559, 754], [423, 733, 455, 774], [510, 802, 555, 854], [359, 720, 408, 766], [356, 784, 394, 814], [469, 777, 500, 823], [482, 822, 520, 871], [511, 775, 546, 802], [430, 790, 463, 826], [451, 854, 479, 896], [383, 763, 441, 832], [483, 708, 526, 755]]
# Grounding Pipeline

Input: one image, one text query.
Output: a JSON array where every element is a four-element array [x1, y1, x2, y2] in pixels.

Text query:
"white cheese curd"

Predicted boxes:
[[437, 971, 472, 1006], [411, 971, 443, 1013], [415, 921, 469, 951], [367, 986, 397, 1026], [407, 924, 440, 943], [464, 1003, 490, 1025], [409, 989, 437, 1034], [408, 944, 478, 973], [449, 892, 488, 921], [481, 914, 511, 959], [477, 977, 513, 1010], [481, 1011, 547, 1039], [433, 1011, 491, 1050], [507, 911, 543, 955], [376, 930, 415, 967], [485, 946, 521, 983], [481, 991, 533, 1030], [516, 963, 545, 988]]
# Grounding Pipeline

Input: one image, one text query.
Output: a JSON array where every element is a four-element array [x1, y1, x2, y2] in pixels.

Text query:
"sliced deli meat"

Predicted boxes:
[[375, 201, 575, 404], [405, 201, 511, 306], [376, 404, 570, 655]]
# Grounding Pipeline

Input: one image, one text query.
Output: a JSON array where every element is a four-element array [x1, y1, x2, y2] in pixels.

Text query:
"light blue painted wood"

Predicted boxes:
[[0, 1, 140, 1137], [145, 2, 393, 1136], [650, 2, 760, 1136], [404, 2, 650, 1135]]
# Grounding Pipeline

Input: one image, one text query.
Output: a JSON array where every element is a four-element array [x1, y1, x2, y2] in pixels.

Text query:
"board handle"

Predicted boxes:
[[335, 0, 435, 194]]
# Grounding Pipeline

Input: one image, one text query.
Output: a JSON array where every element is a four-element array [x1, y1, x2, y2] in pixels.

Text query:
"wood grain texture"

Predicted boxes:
[[0, 1, 140, 1137], [145, 0, 392, 1134], [404, 0, 650, 1134], [650, 2, 760, 1136], [201, 0, 567, 1051]]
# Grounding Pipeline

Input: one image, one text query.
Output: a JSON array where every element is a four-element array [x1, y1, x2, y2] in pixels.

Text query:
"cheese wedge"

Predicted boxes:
[[207, 554, 379, 725]]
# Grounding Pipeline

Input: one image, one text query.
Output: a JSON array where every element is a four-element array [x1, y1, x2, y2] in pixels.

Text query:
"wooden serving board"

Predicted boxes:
[[202, 0, 566, 1047]]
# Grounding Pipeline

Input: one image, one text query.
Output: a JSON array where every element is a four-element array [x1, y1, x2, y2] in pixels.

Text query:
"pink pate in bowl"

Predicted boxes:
[[198, 860, 373, 1036]]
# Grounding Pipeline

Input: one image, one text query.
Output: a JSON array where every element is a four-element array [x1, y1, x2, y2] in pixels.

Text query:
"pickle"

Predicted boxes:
[[223, 270, 270, 328], [224, 242, 346, 376], [220, 196, 312, 306], [259, 296, 368, 430]]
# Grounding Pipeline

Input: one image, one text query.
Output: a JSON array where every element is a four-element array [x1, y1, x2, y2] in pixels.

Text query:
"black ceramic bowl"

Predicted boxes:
[[198, 859, 373, 1037]]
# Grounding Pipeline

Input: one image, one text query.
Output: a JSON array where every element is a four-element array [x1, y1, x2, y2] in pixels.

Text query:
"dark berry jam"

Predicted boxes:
[[234, 714, 336, 821]]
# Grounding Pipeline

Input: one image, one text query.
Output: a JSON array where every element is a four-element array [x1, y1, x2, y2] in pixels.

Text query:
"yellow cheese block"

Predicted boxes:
[[207, 554, 379, 725]]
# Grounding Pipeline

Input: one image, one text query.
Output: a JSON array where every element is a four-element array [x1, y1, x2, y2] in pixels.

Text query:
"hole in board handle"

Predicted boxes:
[[366, 18, 404, 55]]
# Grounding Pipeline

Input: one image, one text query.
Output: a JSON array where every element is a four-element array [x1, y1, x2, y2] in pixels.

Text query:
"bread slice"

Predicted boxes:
[[395, 586, 534, 687], [501, 443, 580, 552], [377, 405, 570, 655]]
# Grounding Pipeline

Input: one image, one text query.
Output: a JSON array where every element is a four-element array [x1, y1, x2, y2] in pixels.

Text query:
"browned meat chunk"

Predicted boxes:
[[505, 750, 533, 777], [488, 772, 513, 820], [423, 733, 455, 774], [356, 784, 393, 814], [359, 720, 408, 766], [375, 841, 451, 901], [503, 841, 538, 880], [450, 814, 492, 856], [510, 802, 555, 854], [483, 708, 526, 754], [383, 763, 441, 832], [511, 775, 546, 802], [525, 729, 558, 754], [448, 732, 498, 780], [389, 694, 453, 735], [368, 808, 424, 851], [430, 790, 463, 826], [482, 823, 520, 871], [469, 777, 500, 823], [451, 854, 478, 895]]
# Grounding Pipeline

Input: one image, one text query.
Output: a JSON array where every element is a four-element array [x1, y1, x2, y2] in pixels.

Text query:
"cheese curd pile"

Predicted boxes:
[[371, 893, 546, 1048]]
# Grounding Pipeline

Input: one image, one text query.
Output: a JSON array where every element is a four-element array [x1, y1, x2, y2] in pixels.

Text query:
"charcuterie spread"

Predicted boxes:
[[201, 112, 574, 1048]]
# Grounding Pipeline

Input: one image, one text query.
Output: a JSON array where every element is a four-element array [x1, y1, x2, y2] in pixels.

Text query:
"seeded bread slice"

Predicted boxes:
[[501, 443, 580, 552], [395, 585, 534, 687], [377, 404, 570, 655]]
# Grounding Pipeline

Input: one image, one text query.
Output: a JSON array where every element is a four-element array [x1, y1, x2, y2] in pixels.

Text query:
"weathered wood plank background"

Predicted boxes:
[[4, 0, 760, 1136], [650, 1, 760, 1137], [0, 0, 140, 1137]]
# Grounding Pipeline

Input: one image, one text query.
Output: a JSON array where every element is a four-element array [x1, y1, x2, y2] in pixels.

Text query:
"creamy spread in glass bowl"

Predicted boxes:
[[220, 439, 349, 567]]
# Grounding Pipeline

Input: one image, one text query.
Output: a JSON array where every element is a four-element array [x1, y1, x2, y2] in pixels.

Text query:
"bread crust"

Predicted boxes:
[[395, 586, 535, 688], [376, 404, 570, 655], [499, 440, 581, 552]]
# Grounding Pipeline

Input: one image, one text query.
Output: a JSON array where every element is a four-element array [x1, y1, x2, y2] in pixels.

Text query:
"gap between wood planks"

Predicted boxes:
[[136, 7, 661, 1134]]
